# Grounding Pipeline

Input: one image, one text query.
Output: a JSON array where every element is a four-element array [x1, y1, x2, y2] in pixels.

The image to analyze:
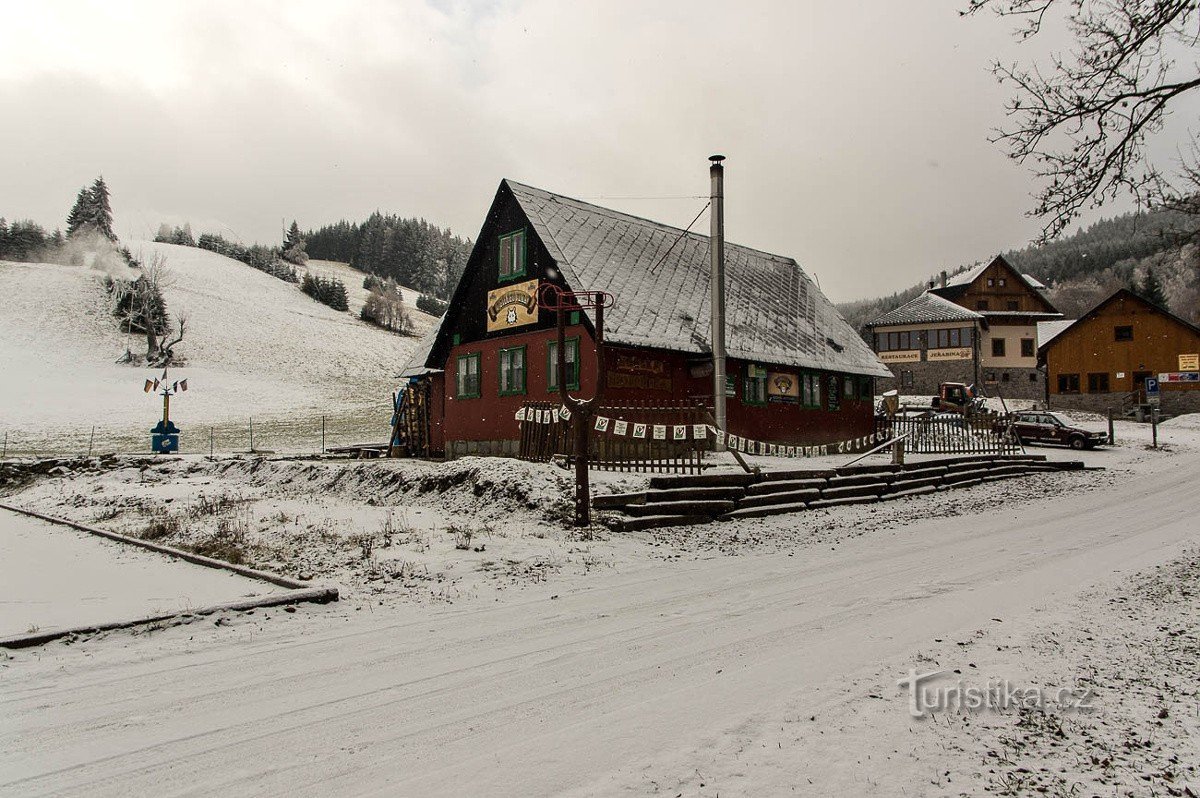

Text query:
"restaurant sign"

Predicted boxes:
[[928, 347, 972, 361], [767, 372, 799, 403], [486, 279, 539, 332]]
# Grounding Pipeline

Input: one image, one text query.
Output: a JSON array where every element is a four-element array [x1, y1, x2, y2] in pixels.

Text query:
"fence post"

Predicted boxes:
[[1107, 408, 1115, 445], [321, 415, 326, 453], [88, 426, 95, 457], [210, 427, 214, 458], [892, 436, 905, 465], [2, 431, 6, 459], [249, 417, 254, 453], [1151, 407, 1159, 448]]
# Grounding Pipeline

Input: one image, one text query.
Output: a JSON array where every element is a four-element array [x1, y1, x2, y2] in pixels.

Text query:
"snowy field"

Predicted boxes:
[[0, 509, 287, 638], [1, 415, 1198, 795], [0, 244, 434, 457]]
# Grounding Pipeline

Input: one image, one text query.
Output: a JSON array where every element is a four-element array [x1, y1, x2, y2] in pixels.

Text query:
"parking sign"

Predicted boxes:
[[1145, 377, 1160, 396]]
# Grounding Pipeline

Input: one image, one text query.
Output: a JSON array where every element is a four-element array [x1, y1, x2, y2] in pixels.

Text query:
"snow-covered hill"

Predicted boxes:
[[0, 242, 425, 454], [301, 259, 439, 327]]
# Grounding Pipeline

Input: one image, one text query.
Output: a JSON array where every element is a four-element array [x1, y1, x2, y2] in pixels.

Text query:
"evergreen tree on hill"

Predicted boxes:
[[1139, 266, 1168, 309], [90, 176, 116, 241], [65, 187, 92, 237], [282, 220, 308, 265], [65, 176, 117, 241]]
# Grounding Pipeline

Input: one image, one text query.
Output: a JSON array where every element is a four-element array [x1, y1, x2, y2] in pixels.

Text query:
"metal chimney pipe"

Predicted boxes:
[[709, 155, 727, 446], [940, 270, 948, 289]]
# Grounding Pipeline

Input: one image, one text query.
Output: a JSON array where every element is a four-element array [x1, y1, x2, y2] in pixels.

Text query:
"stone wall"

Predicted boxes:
[[980, 366, 1044, 400], [445, 439, 521, 459], [879, 358, 974, 396], [1049, 387, 1200, 416]]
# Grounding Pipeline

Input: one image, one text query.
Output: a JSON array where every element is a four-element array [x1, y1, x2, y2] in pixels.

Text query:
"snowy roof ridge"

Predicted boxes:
[[866, 291, 983, 328], [504, 180, 891, 378]]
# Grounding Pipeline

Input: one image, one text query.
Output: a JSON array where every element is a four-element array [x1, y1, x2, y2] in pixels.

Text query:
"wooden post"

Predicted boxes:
[[1107, 408, 1115, 445], [892, 436, 906, 465], [210, 427, 214, 458], [321, 415, 326, 454], [1151, 407, 1159, 448], [249, 417, 254, 453], [88, 426, 95, 457], [2, 431, 6, 459]]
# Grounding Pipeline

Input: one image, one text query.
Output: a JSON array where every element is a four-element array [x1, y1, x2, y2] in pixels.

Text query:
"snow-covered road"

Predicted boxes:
[[2, 449, 1197, 797]]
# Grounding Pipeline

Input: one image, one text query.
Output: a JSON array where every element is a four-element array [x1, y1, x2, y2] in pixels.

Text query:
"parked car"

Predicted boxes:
[[1005, 411, 1108, 449]]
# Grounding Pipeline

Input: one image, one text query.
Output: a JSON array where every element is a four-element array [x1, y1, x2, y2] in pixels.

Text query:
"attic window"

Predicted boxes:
[[825, 336, 845, 353], [998, 278, 1006, 287], [498, 228, 526, 282]]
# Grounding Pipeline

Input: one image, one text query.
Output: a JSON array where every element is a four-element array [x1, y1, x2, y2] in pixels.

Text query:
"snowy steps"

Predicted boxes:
[[601, 455, 1084, 531]]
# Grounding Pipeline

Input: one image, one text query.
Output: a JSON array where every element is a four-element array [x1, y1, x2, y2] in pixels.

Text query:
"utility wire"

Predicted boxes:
[[647, 201, 711, 275]]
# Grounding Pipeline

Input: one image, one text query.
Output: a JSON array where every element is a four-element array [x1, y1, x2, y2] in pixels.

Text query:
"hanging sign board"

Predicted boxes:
[[767, 372, 800, 404], [486, 279, 539, 332], [1179, 353, 1199, 371]]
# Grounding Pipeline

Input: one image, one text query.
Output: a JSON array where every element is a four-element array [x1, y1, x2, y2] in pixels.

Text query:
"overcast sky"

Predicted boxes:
[[1, 1, 1191, 302]]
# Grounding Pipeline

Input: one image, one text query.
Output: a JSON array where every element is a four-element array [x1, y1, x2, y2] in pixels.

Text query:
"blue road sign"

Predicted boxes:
[[1145, 377, 1160, 396]]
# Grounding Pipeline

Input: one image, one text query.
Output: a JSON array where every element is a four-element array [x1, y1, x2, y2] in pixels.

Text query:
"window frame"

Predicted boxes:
[[1020, 338, 1035, 358], [498, 345, 527, 397], [546, 336, 581, 392], [1087, 372, 1110, 393], [455, 352, 481, 399], [801, 371, 821, 409], [1057, 373, 1081, 394], [857, 375, 873, 401], [1114, 325, 1133, 342], [497, 228, 527, 283], [991, 337, 1006, 357], [743, 364, 768, 406]]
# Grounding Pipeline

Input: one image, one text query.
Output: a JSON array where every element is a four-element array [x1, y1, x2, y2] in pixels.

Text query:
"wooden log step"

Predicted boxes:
[[941, 469, 994, 484], [745, 478, 828, 496], [621, 500, 736, 517], [721, 502, 810, 520], [592, 492, 647, 509], [648, 473, 760, 490], [820, 483, 885, 500], [760, 469, 836, 482], [807, 495, 881, 509], [827, 473, 893, 488], [883, 475, 943, 492], [612, 514, 714, 532], [737, 489, 823, 509], [642, 486, 747, 503], [880, 484, 938, 500]]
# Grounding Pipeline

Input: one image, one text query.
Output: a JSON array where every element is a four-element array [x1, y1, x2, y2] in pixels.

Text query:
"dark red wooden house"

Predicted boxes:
[[400, 180, 891, 458]]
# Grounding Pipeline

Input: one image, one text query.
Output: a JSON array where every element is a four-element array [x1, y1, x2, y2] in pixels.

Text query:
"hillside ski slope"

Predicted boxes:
[[0, 242, 427, 454]]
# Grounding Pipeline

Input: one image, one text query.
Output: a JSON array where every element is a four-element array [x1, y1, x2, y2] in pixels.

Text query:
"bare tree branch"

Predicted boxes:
[[964, 0, 1200, 241]]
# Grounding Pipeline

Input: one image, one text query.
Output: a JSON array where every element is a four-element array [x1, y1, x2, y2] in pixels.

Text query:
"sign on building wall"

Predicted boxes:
[[880, 350, 920, 363], [767, 372, 799, 403], [608, 351, 673, 392], [928, 347, 972, 361], [1160, 372, 1200, 383], [486, 279, 539, 332], [1180, 353, 1199, 371]]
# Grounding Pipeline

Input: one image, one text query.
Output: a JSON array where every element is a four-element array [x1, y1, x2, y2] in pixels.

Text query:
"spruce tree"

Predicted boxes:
[[66, 187, 92, 237], [89, 176, 116, 241], [1140, 266, 1168, 308]]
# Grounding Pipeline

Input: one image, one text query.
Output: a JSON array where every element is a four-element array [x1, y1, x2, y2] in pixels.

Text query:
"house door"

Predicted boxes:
[[1132, 371, 1153, 401]]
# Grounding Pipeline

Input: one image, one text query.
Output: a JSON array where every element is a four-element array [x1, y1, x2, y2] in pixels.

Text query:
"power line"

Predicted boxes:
[[573, 194, 710, 200], [648, 201, 711, 274]]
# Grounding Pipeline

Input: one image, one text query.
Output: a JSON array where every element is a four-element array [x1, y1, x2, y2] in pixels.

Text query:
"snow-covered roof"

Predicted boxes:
[[399, 313, 445, 379], [1037, 319, 1075, 349], [505, 180, 892, 378], [1023, 273, 1047, 290], [865, 291, 983, 328]]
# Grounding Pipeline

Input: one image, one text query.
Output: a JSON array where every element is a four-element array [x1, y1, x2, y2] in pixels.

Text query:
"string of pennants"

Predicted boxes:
[[515, 406, 880, 457]]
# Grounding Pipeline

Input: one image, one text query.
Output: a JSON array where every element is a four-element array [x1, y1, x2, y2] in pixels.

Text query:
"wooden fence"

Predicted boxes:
[[518, 399, 709, 473], [875, 412, 1020, 455]]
